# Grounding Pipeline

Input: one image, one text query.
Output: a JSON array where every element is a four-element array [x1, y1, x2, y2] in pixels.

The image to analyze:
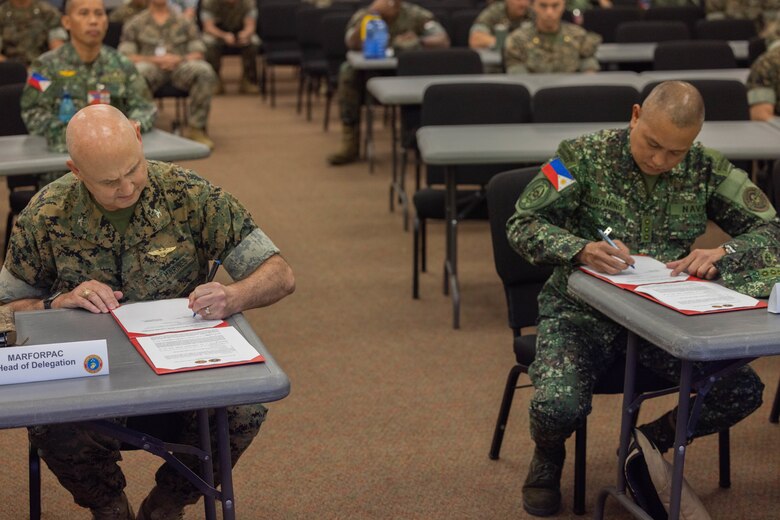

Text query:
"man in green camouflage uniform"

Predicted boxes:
[[108, 0, 147, 24], [705, 0, 780, 29], [747, 44, 780, 120], [200, 0, 260, 94], [507, 81, 773, 516], [469, 0, 531, 51], [0, 0, 67, 66], [327, 0, 450, 166], [22, 0, 156, 153], [0, 104, 295, 520], [119, 0, 218, 149], [504, 0, 601, 74]]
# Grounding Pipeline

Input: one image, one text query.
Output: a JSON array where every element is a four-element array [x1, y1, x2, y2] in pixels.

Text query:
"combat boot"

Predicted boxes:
[[522, 444, 565, 517], [186, 126, 215, 151], [91, 492, 134, 520], [239, 77, 260, 94], [136, 486, 185, 520], [326, 125, 360, 165]]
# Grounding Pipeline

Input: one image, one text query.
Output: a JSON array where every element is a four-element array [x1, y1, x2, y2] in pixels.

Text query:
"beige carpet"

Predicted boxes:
[[0, 59, 777, 519]]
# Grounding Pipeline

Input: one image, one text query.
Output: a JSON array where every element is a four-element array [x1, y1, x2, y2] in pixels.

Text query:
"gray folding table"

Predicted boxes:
[[415, 121, 780, 328], [567, 271, 780, 520], [0, 309, 290, 520], [596, 41, 749, 64]]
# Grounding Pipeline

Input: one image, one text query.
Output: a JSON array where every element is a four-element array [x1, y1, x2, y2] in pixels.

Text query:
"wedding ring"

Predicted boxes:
[[205, 306, 211, 315], [81, 289, 92, 298]]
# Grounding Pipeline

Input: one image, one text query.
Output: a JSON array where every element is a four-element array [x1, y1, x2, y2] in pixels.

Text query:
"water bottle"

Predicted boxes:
[[58, 91, 76, 124], [364, 16, 389, 59]]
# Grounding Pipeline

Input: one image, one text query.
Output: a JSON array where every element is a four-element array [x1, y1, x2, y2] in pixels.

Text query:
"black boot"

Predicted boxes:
[[522, 444, 565, 517]]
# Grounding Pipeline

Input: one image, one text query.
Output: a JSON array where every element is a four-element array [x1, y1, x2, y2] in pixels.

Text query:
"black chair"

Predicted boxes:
[[412, 82, 531, 301], [695, 18, 757, 41], [583, 7, 641, 43], [320, 11, 353, 132], [104, 20, 123, 49], [770, 372, 780, 423], [653, 40, 737, 70], [532, 85, 639, 123], [153, 83, 190, 133], [748, 35, 767, 66], [615, 20, 690, 43], [296, 5, 330, 120], [449, 8, 480, 48], [0, 83, 40, 253], [258, 1, 303, 107], [428, 8, 452, 39], [486, 168, 732, 516], [395, 48, 484, 229], [643, 5, 704, 35], [0, 61, 27, 86], [640, 79, 749, 121]]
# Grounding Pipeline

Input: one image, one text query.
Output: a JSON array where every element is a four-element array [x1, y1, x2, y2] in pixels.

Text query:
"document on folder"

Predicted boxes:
[[579, 256, 765, 315], [111, 299, 265, 374]]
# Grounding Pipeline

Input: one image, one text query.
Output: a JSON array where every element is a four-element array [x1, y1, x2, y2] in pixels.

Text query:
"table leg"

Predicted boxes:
[[668, 360, 694, 520], [198, 410, 217, 520], [364, 74, 375, 174], [215, 407, 236, 520], [616, 331, 640, 492], [443, 165, 460, 329]]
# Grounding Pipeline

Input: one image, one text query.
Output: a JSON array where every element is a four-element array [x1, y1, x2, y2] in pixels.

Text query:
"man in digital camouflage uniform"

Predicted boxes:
[[22, 0, 156, 154], [119, 0, 218, 149], [200, 0, 260, 94], [504, 0, 601, 74], [0, 0, 66, 66], [507, 81, 774, 516], [469, 0, 531, 51], [0, 104, 295, 520], [746, 43, 780, 120], [327, 0, 450, 166]]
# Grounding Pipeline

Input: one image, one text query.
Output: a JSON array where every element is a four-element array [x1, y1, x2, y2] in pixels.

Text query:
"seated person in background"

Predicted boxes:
[[747, 43, 780, 120], [504, 0, 601, 74], [119, 0, 218, 149], [327, 0, 449, 166], [108, 0, 148, 25], [469, 0, 532, 50], [0, 0, 67, 66], [705, 0, 778, 25], [22, 0, 156, 153], [507, 81, 773, 517], [566, 0, 612, 14], [0, 104, 295, 520], [170, 0, 197, 20], [200, 0, 260, 94]]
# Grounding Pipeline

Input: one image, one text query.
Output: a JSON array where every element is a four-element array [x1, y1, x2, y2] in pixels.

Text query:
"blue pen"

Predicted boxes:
[[597, 227, 635, 269], [193, 259, 222, 316]]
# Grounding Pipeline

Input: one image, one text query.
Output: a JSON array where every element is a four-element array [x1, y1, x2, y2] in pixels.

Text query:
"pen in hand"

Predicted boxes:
[[193, 259, 222, 317], [597, 227, 635, 269]]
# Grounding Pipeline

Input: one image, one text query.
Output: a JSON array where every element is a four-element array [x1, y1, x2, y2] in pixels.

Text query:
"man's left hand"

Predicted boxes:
[[188, 282, 230, 319], [666, 247, 726, 279]]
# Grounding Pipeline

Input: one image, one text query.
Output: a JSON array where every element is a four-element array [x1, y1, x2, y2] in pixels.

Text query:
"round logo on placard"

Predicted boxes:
[[84, 355, 103, 374]]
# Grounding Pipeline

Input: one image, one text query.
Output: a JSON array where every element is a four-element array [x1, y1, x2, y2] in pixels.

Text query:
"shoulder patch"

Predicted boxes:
[[742, 186, 770, 213], [27, 72, 51, 92], [518, 176, 554, 210], [541, 158, 575, 192]]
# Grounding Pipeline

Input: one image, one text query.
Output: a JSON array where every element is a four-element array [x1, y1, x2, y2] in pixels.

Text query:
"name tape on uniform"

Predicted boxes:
[[0, 340, 109, 385]]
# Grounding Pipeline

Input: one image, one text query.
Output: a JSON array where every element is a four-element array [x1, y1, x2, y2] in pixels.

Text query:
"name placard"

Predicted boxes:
[[0, 340, 109, 385]]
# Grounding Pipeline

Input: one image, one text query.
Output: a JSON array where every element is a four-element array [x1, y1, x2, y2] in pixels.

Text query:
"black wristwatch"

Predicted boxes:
[[42, 290, 63, 310]]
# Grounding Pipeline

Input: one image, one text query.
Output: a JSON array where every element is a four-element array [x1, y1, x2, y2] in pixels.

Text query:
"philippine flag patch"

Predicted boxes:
[[27, 72, 51, 92], [541, 158, 575, 192]]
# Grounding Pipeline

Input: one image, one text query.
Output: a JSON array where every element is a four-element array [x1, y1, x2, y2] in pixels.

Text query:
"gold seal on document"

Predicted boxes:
[[147, 246, 177, 257]]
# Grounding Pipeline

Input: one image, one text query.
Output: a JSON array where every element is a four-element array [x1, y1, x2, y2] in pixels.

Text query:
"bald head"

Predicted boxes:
[[641, 81, 705, 129]]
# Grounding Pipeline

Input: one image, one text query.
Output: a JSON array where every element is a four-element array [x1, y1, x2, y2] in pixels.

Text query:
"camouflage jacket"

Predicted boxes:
[[504, 21, 601, 74], [108, 3, 146, 24], [0, 0, 67, 66], [118, 9, 205, 57], [470, 2, 531, 36], [705, 0, 779, 22], [747, 45, 780, 114], [200, 0, 256, 31], [0, 161, 280, 303], [507, 128, 780, 311], [346, 3, 447, 52], [21, 43, 156, 153]]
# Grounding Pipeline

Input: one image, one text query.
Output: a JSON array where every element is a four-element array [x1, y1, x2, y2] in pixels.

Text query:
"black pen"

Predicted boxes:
[[193, 259, 222, 316]]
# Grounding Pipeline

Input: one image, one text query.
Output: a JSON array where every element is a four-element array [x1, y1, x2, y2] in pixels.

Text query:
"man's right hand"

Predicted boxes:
[[156, 53, 183, 71], [52, 281, 123, 313], [576, 240, 634, 274], [222, 32, 237, 46]]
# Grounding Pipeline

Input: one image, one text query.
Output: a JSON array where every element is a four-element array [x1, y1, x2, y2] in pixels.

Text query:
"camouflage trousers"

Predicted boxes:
[[136, 60, 218, 129], [28, 403, 267, 510], [337, 62, 362, 127], [528, 306, 764, 450], [203, 33, 260, 83]]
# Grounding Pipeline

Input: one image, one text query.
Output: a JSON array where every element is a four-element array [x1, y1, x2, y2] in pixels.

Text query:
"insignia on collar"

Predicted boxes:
[[148, 246, 176, 257], [151, 208, 161, 218], [58, 70, 76, 77]]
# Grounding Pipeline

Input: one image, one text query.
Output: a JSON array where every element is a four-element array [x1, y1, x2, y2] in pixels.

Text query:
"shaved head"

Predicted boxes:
[[65, 105, 148, 211], [642, 81, 705, 129]]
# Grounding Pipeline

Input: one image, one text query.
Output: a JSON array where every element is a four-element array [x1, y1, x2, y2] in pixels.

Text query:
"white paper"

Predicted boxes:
[[0, 340, 108, 385], [634, 281, 759, 313], [135, 327, 260, 370], [580, 256, 690, 285], [768, 283, 780, 313], [112, 299, 224, 335]]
